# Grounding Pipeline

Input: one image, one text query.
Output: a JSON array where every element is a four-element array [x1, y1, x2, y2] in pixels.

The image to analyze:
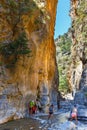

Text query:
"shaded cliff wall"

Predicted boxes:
[[68, 0, 87, 92], [0, 0, 58, 123]]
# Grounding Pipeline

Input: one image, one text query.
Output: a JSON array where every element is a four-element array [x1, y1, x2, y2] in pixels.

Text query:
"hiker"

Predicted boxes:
[[28, 100, 35, 115], [57, 99, 60, 109], [70, 104, 78, 123], [48, 104, 54, 120], [36, 99, 42, 113], [32, 102, 37, 114], [57, 91, 61, 109]]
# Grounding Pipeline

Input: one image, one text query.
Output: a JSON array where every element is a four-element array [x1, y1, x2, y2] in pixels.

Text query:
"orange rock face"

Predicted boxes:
[[0, 0, 58, 123]]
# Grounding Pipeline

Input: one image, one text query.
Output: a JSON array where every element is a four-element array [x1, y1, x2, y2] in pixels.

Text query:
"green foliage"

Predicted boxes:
[[0, 62, 3, 66], [55, 31, 72, 94], [58, 66, 69, 93], [0, 33, 31, 67], [4, 0, 38, 14], [19, 0, 38, 14], [58, 34, 72, 53], [75, 1, 86, 29]]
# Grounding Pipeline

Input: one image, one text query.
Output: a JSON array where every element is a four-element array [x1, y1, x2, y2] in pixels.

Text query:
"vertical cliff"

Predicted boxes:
[[69, 0, 87, 93], [0, 0, 58, 123]]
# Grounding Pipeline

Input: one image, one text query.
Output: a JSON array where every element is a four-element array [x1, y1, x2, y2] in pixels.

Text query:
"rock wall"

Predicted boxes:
[[0, 0, 58, 123], [68, 0, 87, 94]]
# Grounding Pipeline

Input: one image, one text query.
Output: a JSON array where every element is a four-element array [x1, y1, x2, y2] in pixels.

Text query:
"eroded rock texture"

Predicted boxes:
[[0, 0, 58, 123], [68, 0, 87, 99]]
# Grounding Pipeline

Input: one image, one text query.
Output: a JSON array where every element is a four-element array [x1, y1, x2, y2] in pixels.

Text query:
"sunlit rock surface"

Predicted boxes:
[[0, 0, 58, 123]]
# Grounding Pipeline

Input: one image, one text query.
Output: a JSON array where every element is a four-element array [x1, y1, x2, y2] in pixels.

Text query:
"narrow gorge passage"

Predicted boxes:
[[0, 0, 87, 129]]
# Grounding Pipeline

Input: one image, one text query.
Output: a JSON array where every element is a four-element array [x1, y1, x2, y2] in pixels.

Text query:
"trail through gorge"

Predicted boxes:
[[0, 93, 87, 130]]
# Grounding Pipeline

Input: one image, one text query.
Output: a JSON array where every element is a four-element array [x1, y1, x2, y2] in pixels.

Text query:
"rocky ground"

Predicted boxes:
[[38, 93, 87, 130], [0, 93, 87, 130]]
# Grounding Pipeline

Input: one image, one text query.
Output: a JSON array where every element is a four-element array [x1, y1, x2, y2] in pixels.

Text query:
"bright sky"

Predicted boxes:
[[54, 0, 71, 39]]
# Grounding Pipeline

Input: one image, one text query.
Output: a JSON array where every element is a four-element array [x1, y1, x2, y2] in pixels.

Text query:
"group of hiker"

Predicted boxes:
[[28, 101, 54, 120], [28, 99, 78, 123], [28, 99, 42, 115], [48, 104, 78, 122], [28, 99, 54, 119]]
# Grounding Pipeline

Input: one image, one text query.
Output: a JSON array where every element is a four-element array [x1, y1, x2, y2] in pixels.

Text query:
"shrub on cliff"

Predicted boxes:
[[0, 32, 31, 67]]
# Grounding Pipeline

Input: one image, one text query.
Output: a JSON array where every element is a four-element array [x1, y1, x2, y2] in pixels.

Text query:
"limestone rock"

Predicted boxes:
[[0, 0, 58, 123], [68, 0, 87, 92]]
